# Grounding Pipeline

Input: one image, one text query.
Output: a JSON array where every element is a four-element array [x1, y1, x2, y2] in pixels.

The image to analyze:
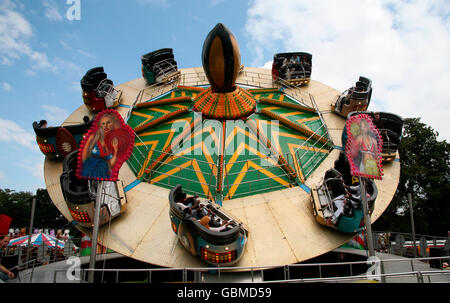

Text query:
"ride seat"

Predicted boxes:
[[174, 192, 186, 203]]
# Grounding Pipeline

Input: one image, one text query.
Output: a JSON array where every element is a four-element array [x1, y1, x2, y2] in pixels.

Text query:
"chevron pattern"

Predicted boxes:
[[126, 86, 332, 201]]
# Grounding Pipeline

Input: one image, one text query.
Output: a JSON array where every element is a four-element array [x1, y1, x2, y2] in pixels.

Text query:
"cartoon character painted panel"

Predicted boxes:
[[345, 114, 383, 180], [76, 109, 134, 181]]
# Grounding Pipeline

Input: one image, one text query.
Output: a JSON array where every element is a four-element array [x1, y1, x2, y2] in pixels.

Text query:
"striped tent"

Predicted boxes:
[[80, 233, 92, 256], [79, 233, 115, 256], [8, 232, 65, 249]]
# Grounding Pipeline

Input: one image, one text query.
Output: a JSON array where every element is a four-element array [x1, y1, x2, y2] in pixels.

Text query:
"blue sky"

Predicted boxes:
[[0, 0, 449, 193]]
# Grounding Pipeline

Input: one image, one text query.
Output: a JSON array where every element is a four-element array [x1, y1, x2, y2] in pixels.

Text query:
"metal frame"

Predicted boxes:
[[96, 79, 121, 108], [223, 152, 297, 200], [38, 255, 450, 283], [130, 142, 299, 200], [294, 122, 333, 180]]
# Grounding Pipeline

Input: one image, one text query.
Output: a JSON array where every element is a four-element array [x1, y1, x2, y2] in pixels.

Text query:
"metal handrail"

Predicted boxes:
[[314, 176, 340, 214], [126, 132, 149, 175], [136, 143, 297, 200], [140, 147, 218, 199], [223, 152, 297, 199], [225, 183, 291, 200], [379, 128, 400, 152], [267, 270, 450, 284], [294, 122, 332, 180], [13, 254, 450, 283], [224, 157, 292, 177], [44, 255, 450, 283], [128, 69, 331, 186], [309, 94, 333, 147], [373, 231, 450, 241], [273, 77, 313, 106], [125, 89, 144, 122]]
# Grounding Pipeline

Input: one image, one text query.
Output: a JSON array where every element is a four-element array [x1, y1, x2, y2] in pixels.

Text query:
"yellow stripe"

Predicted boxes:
[[296, 117, 320, 134], [150, 161, 191, 183], [225, 143, 277, 174], [150, 159, 211, 198], [280, 111, 304, 117], [132, 112, 154, 130], [224, 126, 258, 149], [287, 143, 304, 183], [162, 140, 216, 175], [137, 141, 158, 178], [226, 161, 290, 199], [191, 159, 211, 198], [146, 107, 171, 114], [263, 106, 280, 111], [137, 129, 174, 138], [163, 116, 191, 126], [172, 104, 187, 109], [297, 116, 320, 123], [190, 125, 219, 146], [278, 132, 308, 141]]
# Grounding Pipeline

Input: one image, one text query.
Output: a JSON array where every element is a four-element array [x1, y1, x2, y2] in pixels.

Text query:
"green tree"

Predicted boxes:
[[0, 189, 33, 227], [0, 188, 80, 238], [373, 118, 450, 236]]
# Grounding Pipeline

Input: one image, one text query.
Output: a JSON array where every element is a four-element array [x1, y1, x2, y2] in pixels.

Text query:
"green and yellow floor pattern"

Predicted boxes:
[[126, 86, 332, 201]]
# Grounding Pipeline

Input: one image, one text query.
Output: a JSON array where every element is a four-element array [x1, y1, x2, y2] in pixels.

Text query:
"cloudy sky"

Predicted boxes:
[[0, 0, 448, 193]]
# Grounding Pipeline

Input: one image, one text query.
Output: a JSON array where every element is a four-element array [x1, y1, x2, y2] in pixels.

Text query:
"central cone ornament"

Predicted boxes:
[[202, 23, 240, 93], [194, 23, 256, 119]]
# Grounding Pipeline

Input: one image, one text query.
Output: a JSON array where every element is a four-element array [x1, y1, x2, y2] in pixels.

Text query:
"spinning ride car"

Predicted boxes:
[[169, 185, 248, 266], [32, 116, 93, 160], [272, 52, 312, 86], [332, 76, 372, 118], [60, 150, 127, 228], [141, 48, 180, 85], [81, 67, 122, 112], [311, 167, 377, 233]]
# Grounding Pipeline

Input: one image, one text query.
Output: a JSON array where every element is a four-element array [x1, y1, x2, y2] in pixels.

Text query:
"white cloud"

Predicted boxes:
[[32, 161, 44, 180], [59, 39, 72, 50], [210, 0, 225, 6], [0, 170, 5, 180], [0, 1, 54, 72], [0, 118, 38, 151], [2, 82, 12, 91], [25, 69, 37, 77], [137, 0, 168, 7], [13, 159, 45, 188], [77, 49, 95, 59], [17, 159, 44, 180], [43, 0, 63, 22], [69, 81, 82, 93], [245, 0, 450, 141], [53, 57, 83, 77], [41, 105, 70, 126]]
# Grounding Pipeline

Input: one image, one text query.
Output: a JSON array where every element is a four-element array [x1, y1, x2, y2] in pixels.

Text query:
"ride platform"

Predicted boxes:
[[44, 66, 400, 269]]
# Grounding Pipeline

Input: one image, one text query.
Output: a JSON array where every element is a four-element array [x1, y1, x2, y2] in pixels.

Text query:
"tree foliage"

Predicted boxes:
[[373, 118, 450, 236], [0, 188, 79, 237]]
